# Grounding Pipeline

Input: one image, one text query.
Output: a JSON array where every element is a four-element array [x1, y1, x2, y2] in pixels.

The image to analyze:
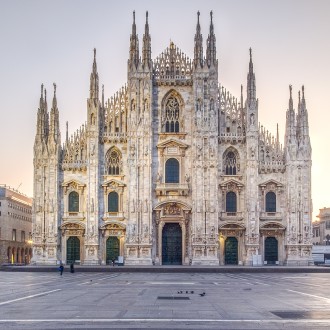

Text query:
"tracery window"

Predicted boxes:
[[224, 151, 237, 175], [165, 158, 180, 183], [106, 148, 121, 175], [226, 192, 237, 213], [68, 191, 79, 212], [108, 192, 119, 212], [165, 96, 180, 133], [265, 192, 276, 212]]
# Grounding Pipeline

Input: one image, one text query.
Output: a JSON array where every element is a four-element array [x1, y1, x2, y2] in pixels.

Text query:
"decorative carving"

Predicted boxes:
[[163, 203, 181, 216], [153, 43, 193, 85]]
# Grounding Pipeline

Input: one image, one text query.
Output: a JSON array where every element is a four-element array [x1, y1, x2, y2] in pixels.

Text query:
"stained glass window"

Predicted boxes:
[[165, 96, 180, 133]]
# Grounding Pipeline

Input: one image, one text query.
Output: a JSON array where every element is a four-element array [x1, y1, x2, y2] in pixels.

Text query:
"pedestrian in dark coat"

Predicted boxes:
[[59, 263, 64, 276]]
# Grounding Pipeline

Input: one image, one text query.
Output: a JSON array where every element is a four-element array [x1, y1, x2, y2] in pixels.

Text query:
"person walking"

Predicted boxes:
[[59, 263, 64, 276]]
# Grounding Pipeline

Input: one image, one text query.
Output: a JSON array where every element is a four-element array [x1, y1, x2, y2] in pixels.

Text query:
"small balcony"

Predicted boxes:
[[62, 212, 85, 221], [102, 212, 125, 222], [219, 211, 244, 221], [259, 212, 283, 221], [155, 183, 189, 196]]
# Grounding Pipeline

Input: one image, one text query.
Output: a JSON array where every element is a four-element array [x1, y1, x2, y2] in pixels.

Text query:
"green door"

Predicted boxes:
[[162, 223, 182, 265], [67, 236, 80, 264], [106, 237, 120, 264], [225, 237, 238, 265], [265, 237, 278, 264]]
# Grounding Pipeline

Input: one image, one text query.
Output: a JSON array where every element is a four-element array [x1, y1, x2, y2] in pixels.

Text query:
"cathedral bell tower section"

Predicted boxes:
[[125, 12, 153, 265], [32, 84, 61, 264], [191, 12, 219, 265], [244, 49, 260, 265], [284, 86, 313, 265], [85, 49, 102, 264]]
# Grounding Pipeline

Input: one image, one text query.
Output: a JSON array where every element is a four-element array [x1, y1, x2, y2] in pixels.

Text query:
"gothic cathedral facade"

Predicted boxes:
[[32, 12, 313, 266]]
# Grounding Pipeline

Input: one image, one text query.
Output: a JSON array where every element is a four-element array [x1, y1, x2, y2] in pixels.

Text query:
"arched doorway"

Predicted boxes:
[[7, 247, 12, 263], [265, 237, 278, 265], [12, 247, 16, 263], [106, 237, 120, 264], [67, 236, 80, 264], [162, 223, 182, 265], [225, 237, 238, 265]]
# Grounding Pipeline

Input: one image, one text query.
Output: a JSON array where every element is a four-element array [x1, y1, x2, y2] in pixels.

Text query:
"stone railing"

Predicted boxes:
[[259, 212, 283, 221], [219, 211, 244, 221], [102, 132, 127, 143], [155, 183, 189, 197]]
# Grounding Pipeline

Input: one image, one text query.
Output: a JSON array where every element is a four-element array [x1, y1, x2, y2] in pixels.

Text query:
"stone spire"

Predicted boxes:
[[49, 83, 60, 144], [90, 48, 99, 100], [299, 86, 310, 147], [43, 88, 49, 140], [285, 85, 297, 148], [129, 11, 140, 70], [247, 48, 256, 106], [35, 84, 50, 147], [142, 11, 152, 70], [36, 84, 45, 139], [194, 11, 203, 69], [206, 11, 216, 68]]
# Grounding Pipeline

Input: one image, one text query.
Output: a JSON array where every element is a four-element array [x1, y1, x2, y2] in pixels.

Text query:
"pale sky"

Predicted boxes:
[[0, 0, 329, 219]]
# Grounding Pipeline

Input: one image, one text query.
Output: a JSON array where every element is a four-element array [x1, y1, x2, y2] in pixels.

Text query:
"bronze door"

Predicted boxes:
[[162, 223, 182, 265], [67, 236, 80, 264], [225, 237, 238, 265]]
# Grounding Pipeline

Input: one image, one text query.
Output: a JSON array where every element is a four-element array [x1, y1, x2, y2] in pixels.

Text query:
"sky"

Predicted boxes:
[[0, 0, 329, 219]]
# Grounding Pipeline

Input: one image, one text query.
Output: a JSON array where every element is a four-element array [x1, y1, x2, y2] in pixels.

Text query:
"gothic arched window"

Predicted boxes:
[[165, 96, 180, 133], [68, 191, 79, 212], [224, 151, 237, 175], [266, 192, 276, 212], [106, 148, 121, 175], [226, 192, 237, 213], [165, 158, 180, 183], [108, 192, 119, 212]]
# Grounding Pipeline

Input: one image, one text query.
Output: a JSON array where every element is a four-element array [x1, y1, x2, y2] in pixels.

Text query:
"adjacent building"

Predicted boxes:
[[32, 12, 313, 266], [312, 207, 330, 245], [0, 185, 33, 264]]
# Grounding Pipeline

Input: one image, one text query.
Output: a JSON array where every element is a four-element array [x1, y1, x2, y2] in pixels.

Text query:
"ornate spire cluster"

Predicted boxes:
[[153, 43, 193, 85], [128, 11, 153, 72], [103, 85, 128, 142], [62, 124, 87, 171], [194, 11, 217, 69], [259, 124, 284, 173], [218, 85, 246, 142], [284, 85, 311, 160], [35, 83, 61, 151]]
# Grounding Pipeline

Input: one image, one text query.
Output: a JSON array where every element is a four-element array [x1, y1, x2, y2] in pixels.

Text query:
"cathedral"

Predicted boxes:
[[32, 12, 313, 266]]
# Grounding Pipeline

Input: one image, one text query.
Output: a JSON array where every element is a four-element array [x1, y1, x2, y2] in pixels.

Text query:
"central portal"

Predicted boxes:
[[162, 223, 182, 265], [106, 237, 120, 265]]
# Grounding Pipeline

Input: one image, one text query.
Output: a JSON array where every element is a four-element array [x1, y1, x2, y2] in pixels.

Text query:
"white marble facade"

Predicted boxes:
[[32, 12, 313, 266]]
